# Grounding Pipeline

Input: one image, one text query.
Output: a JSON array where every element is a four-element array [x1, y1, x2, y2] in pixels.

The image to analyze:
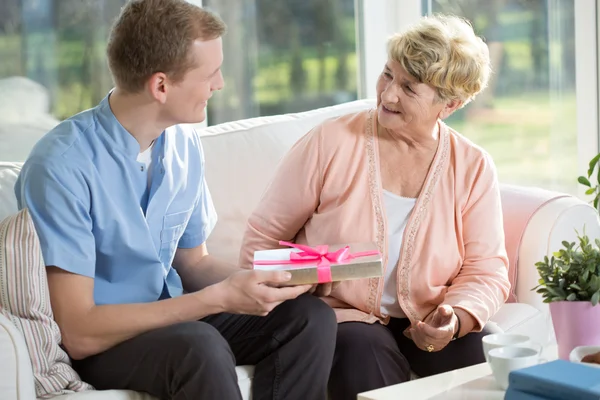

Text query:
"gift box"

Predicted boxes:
[[253, 241, 383, 285]]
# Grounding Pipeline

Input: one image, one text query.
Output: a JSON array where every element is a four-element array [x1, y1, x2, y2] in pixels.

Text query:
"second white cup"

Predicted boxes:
[[488, 346, 545, 390]]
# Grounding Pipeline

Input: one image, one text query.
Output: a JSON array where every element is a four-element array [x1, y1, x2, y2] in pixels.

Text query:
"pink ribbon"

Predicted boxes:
[[254, 241, 380, 283]]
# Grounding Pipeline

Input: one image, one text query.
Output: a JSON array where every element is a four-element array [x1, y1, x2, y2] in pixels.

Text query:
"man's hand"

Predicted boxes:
[[582, 351, 600, 365], [309, 282, 341, 297], [211, 269, 312, 316], [404, 305, 458, 352]]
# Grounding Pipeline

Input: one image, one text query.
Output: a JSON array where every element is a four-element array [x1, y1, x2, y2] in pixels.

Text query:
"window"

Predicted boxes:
[[0, 0, 125, 120], [0, 0, 126, 160], [424, 0, 580, 194], [0, 0, 597, 190], [202, 0, 358, 125]]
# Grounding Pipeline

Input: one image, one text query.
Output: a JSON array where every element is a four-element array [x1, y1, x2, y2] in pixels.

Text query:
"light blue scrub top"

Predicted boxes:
[[15, 93, 217, 305]]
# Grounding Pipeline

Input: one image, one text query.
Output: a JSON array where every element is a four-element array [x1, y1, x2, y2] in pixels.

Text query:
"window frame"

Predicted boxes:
[[575, 0, 599, 197]]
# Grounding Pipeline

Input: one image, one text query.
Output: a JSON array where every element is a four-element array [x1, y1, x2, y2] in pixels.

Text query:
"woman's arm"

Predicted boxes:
[[443, 153, 511, 332], [238, 125, 325, 269]]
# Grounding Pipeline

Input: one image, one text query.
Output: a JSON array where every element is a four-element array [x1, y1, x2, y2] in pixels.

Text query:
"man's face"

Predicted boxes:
[[164, 37, 224, 125]]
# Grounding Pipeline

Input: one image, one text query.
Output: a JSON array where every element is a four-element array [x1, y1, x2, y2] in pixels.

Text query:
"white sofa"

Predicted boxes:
[[1, 98, 599, 400]]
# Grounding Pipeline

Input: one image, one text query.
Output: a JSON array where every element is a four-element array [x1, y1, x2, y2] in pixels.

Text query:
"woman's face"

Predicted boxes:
[[376, 59, 458, 135]]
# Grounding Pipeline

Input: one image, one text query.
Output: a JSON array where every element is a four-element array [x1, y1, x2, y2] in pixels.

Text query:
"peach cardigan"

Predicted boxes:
[[238, 109, 510, 331]]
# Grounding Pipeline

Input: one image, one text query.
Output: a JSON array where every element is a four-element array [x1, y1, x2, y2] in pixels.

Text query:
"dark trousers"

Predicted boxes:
[[329, 317, 491, 400], [71, 294, 337, 400]]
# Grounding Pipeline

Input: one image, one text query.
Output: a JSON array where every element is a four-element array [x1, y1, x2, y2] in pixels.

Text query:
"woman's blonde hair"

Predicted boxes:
[[387, 14, 491, 106]]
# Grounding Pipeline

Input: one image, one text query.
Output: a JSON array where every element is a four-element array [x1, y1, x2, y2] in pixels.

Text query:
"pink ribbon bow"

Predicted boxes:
[[254, 241, 380, 283]]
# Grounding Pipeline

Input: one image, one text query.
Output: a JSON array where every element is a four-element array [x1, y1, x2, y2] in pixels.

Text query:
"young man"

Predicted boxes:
[[14, 1, 337, 399]]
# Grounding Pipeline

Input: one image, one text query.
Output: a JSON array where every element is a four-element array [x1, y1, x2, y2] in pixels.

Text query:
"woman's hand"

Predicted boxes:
[[404, 305, 458, 352]]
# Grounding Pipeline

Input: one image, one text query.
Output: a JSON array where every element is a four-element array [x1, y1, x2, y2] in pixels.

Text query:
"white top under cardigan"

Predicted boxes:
[[379, 190, 416, 318]]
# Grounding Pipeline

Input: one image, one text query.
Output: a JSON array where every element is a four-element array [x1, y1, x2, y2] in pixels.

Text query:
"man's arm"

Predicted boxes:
[[48, 264, 310, 360], [173, 243, 240, 292], [47, 266, 223, 360]]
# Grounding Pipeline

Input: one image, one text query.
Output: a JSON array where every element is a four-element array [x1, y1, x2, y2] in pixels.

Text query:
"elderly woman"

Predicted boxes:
[[239, 14, 510, 399]]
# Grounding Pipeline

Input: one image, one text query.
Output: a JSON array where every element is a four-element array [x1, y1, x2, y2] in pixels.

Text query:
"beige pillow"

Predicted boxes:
[[0, 208, 94, 398]]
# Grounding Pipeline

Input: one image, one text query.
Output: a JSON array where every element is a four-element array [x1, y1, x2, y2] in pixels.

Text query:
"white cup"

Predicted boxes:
[[481, 333, 531, 363], [488, 346, 546, 390]]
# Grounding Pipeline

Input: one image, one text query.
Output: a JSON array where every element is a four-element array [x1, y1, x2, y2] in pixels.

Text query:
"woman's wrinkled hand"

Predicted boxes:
[[404, 305, 458, 352]]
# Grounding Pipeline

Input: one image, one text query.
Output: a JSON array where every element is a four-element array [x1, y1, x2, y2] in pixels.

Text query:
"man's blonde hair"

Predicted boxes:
[[387, 14, 491, 106], [107, 0, 226, 93]]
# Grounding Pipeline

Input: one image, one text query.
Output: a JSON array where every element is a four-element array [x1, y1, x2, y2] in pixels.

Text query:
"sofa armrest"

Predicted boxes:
[[516, 196, 600, 312], [0, 312, 36, 400]]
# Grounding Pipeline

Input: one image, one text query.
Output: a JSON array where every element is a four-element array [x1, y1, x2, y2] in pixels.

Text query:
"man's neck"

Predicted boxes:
[[108, 88, 168, 152]]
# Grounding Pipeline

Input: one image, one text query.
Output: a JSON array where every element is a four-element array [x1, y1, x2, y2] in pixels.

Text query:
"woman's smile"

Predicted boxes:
[[382, 104, 401, 114]]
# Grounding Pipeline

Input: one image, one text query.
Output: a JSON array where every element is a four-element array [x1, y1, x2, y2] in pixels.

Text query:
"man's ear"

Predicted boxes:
[[147, 72, 169, 104], [438, 99, 463, 119]]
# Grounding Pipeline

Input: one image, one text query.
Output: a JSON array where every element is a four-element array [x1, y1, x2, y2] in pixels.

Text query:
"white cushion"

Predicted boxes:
[[0, 209, 94, 397], [0, 162, 21, 222]]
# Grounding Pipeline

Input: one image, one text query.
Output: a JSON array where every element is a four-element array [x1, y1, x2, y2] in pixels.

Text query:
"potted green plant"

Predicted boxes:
[[533, 233, 600, 359], [578, 153, 600, 210]]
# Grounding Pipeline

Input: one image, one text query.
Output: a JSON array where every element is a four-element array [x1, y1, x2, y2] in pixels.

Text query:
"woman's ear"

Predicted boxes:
[[438, 99, 463, 119]]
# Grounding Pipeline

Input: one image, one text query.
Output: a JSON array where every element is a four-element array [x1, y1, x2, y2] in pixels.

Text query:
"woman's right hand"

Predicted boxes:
[[213, 270, 312, 316], [404, 305, 457, 352]]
